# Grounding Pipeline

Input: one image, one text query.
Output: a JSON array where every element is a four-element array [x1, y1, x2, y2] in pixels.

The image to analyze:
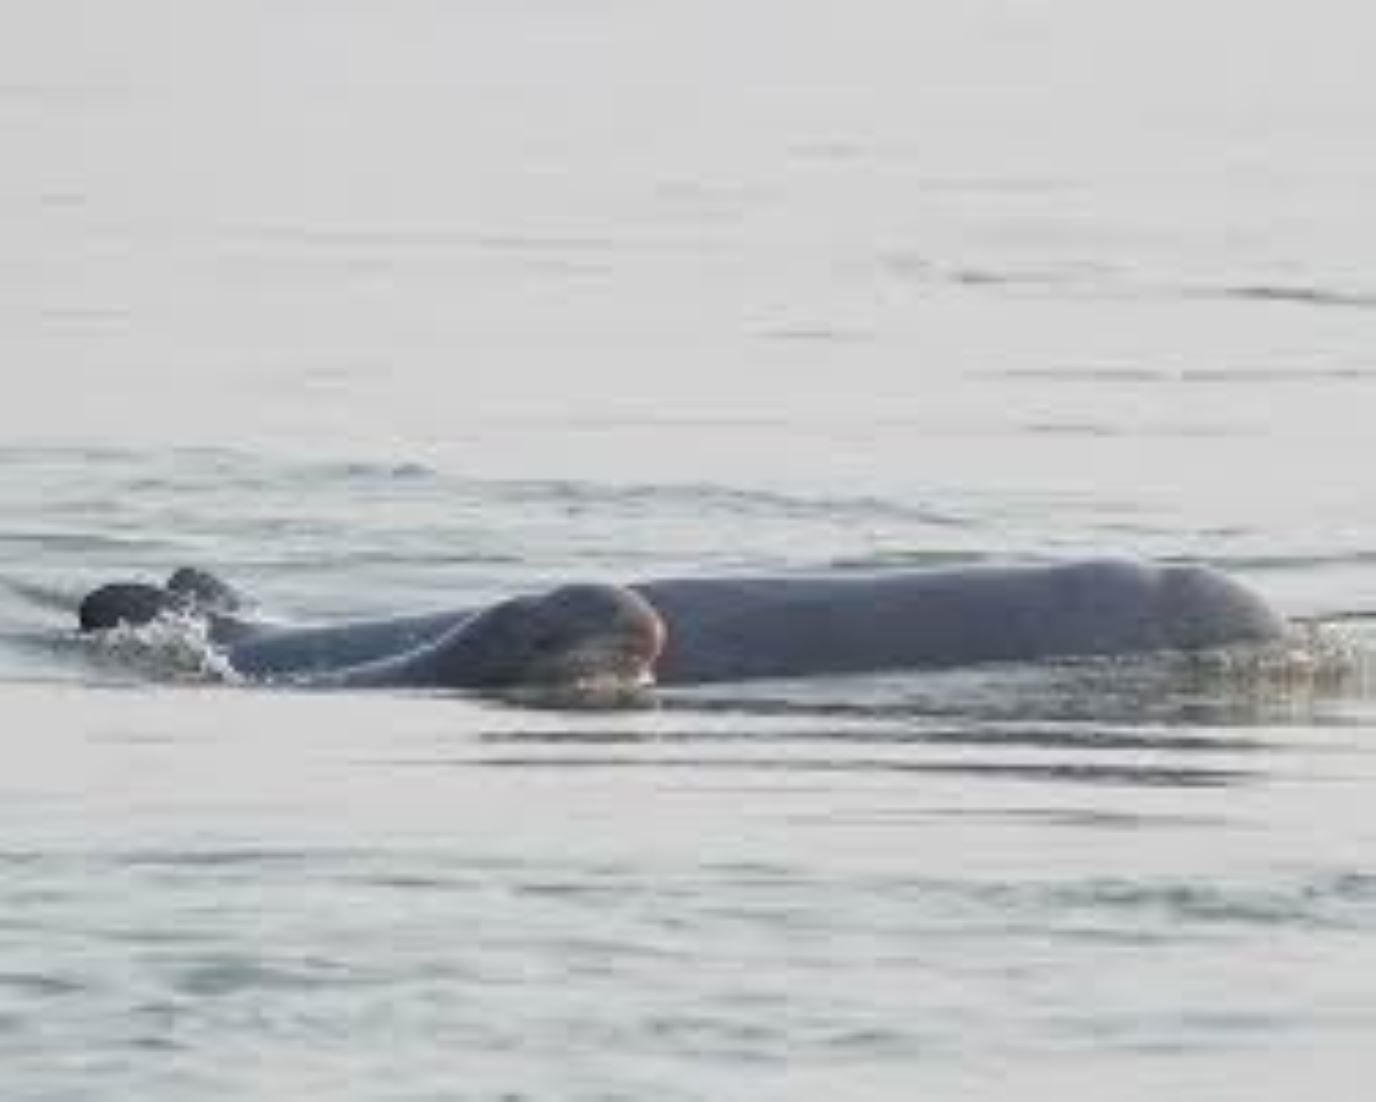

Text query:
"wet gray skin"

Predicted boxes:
[[77, 559, 1284, 686]]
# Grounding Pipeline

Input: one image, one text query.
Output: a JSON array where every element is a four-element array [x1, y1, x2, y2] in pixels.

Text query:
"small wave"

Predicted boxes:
[[878, 253, 1112, 294], [117, 848, 345, 870], [0, 972, 86, 999], [0, 445, 448, 499], [904, 266, 1376, 313], [984, 364, 1376, 385], [876, 867, 1376, 936], [1220, 284, 1376, 310], [1155, 622, 1359, 679], [1037, 872, 1376, 932], [1190, 549, 1376, 574], [499, 677, 659, 713], [1, 579, 76, 614], [655, 626, 1356, 724], [0, 530, 180, 554], [488, 478, 971, 527], [2, 445, 972, 534], [483, 717, 1265, 754], [290, 547, 522, 570], [1176, 365, 1376, 383], [297, 459, 441, 485], [983, 366, 1174, 383], [469, 753, 1249, 788], [170, 954, 370, 998]]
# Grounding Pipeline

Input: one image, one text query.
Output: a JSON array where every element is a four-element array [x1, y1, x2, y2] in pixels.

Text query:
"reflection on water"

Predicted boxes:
[[3, 822, 1376, 1098], [461, 754, 1256, 790], [0, 670, 1372, 1099]]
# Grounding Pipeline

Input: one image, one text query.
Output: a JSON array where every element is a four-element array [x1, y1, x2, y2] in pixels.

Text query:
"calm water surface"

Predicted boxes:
[[4, 1, 1376, 1098]]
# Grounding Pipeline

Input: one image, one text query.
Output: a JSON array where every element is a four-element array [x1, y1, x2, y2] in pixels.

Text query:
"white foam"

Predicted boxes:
[[78, 612, 242, 685]]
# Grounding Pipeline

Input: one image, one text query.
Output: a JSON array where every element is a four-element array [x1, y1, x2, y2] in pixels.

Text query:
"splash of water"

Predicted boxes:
[[76, 612, 241, 685]]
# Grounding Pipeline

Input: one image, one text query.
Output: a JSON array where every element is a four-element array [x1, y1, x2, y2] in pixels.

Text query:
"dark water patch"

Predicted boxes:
[[0, 445, 448, 501], [671, 689, 1319, 734], [122, 463, 446, 503], [116, 847, 366, 871], [168, 953, 374, 999], [1218, 284, 1376, 310], [356, 872, 493, 893], [984, 365, 1172, 383], [463, 754, 1252, 789], [985, 364, 1376, 385], [1057, 1008, 1297, 1055], [0, 846, 515, 904], [820, 1025, 923, 1056], [0, 530, 181, 554], [296, 546, 523, 569], [1188, 549, 1376, 574], [642, 1011, 788, 1056], [1179, 365, 1376, 383], [488, 478, 971, 528], [0, 443, 149, 465], [901, 724, 1266, 754], [986, 806, 1235, 832], [99, 925, 243, 951], [3, 445, 971, 537], [876, 869, 1376, 938], [481, 717, 1267, 754], [949, 266, 1028, 287], [1038, 875, 1376, 932], [911, 270, 1376, 312], [0, 972, 87, 999], [0, 445, 289, 508], [293, 459, 443, 486], [0, 850, 64, 871], [1323, 871, 1376, 900], [480, 727, 695, 746], [1097, 520, 1254, 540], [879, 254, 1113, 296]]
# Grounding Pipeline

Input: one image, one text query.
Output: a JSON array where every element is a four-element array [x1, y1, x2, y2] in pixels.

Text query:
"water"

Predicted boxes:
[[5, 0, 1376, 1097]]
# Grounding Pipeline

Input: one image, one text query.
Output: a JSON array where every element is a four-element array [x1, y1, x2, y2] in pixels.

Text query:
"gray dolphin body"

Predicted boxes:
[[208, 559, 1284, 686], [80, 580, 664, 691]]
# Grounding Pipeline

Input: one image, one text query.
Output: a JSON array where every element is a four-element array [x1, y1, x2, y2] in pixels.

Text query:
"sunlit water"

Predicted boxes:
[[5, 1, 1376, 1097]]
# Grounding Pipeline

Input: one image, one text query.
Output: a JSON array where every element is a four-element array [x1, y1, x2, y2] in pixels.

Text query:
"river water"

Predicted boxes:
[[4, 1, 1376, 1098]]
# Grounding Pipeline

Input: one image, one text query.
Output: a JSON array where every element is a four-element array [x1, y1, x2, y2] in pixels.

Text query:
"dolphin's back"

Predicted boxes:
[[634, 560, 1282, 685]]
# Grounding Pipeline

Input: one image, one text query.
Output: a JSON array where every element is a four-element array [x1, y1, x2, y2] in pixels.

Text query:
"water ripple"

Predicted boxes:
[[1219, 284, 1376, 310]]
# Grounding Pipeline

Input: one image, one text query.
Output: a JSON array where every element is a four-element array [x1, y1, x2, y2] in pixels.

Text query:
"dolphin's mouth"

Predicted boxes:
[[530, 637, 660, 687], [506, 626, 663, 712], [526, 598, 666, 690], [507, 639, 658, 709]]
